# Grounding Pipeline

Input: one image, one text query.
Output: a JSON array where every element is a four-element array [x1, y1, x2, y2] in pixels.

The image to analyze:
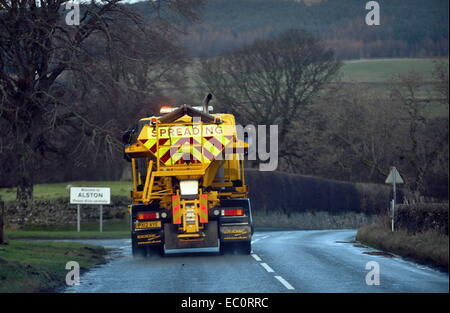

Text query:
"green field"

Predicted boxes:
[[338, 58, 449, 117], [188, 57, 447, 86], [0, 180, 132, 202], [339, 58, 446, 83]]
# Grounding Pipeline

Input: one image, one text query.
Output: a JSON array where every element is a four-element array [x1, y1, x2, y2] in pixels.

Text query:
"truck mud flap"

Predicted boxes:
[[132, 230, 163, 246], [220, 224, 252, 242], [164, 220, 219, 253]]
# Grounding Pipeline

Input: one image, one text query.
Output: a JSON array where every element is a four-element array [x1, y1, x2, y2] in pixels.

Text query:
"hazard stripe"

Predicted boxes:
[[159, 138, 170, 145], [191, 145, 204, 163], [174, 153, 201, 164], [207, 137, 224, 150], [202, 148, 215, 161], [148, 138, 169, 154], [172, 195, 181, 224], [199, 194, 208, 223], [160, 148, 172, 164]]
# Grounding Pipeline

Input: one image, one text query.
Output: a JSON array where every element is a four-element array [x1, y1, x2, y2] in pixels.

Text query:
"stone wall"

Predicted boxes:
[[4, 196, 129, 228]]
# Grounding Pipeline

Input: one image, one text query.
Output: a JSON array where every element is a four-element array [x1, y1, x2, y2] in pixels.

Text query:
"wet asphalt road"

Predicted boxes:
[[63, 230, 448, 293]]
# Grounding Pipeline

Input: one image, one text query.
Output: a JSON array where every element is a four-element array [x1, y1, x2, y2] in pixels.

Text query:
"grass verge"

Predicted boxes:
[[6, 230, 129, 240], [5, 220, 130, 240], [0, 241, 108, 292], [356, 222, 449, 271]]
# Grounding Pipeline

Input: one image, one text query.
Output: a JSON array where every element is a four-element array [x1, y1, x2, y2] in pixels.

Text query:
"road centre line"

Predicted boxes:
[[274, 276, 295, 290], [250, 241, 295, 290], [260, 263, 275, 273]]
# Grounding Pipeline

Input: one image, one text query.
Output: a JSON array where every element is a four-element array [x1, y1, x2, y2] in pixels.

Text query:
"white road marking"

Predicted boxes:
[[251, 254, 262, 261], [260, 263, 275, 273], [274, 276, 295, 290], [251, 238, 260, 244]]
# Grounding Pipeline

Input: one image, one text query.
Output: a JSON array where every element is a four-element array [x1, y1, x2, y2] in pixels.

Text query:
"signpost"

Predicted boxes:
[[70, 187, 111, 232], [385, 167, 404, 232]]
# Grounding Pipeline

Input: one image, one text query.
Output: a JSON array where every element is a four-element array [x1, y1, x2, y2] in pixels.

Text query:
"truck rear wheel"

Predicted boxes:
[[236, 241, 252, 255], [147, 246, 164, 258], [220, 241, 251, 255], [132, 245, 147, 258], [132, 245, 163, 258]]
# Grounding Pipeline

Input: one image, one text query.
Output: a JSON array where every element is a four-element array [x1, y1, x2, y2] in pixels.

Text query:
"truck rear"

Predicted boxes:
[[123, 100, 252, 256]]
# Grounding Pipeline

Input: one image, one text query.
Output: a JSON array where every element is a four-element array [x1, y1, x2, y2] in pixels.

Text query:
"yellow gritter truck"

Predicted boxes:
[[123, 95, 253, 257]]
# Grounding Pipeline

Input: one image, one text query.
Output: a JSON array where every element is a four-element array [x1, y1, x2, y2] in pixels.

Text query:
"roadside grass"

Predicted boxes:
[[0, 241, 108, 292], [0, 180, 132, 202], [6, 230, 129, 240], [356, 218, 449, 271], [5, 220, 130, 240]]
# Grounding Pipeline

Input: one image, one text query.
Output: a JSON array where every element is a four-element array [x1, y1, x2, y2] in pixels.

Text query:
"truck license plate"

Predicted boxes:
[[135, 221, 161, 229]]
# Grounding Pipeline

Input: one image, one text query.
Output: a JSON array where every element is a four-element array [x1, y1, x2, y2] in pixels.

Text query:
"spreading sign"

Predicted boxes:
[[137, 124, 234, 166], [70, 187, 111, 205]]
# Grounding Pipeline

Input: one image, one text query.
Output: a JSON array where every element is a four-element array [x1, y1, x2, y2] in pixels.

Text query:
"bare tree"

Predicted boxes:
[[308, 66, 449, 201], [0, 0, 203, 202], [433, 59, 449, 105], [196, 29, 341, 156], [65, 19, 191, 178], [390, 69, 449, 201]]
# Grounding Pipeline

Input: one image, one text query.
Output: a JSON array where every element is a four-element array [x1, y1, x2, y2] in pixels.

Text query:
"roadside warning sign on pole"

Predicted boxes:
[[385, 167, 404, 184], [70, 187, 111, 232], [385, 167, 404, 232]]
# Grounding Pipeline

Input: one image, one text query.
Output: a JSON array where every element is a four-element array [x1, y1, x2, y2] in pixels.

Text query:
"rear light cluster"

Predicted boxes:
[[136, 212, 159, 220], [221, 209, 244, 216]]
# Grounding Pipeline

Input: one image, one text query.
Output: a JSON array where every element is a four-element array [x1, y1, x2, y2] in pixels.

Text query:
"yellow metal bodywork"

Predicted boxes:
[[125, 112, 248, 238]]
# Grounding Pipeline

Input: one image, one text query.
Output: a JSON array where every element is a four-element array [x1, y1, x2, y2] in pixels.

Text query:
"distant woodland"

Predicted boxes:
[[128, 0, 449, 59]]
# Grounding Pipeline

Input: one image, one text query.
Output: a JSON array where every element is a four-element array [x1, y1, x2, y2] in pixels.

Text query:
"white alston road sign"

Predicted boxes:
[[70, 187, 111, 205]]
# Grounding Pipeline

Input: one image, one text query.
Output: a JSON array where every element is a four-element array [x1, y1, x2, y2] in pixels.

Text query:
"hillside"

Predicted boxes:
[[129, 0, 449, 59]]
